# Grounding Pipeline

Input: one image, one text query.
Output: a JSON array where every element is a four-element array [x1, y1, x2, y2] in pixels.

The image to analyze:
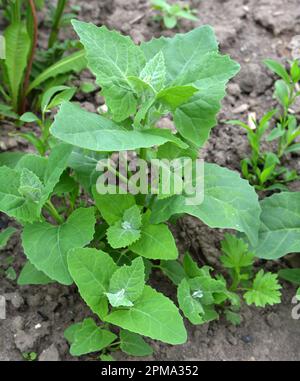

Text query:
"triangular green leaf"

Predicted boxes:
[[17, 261, 54, 285], [0, 227, 17, 250]]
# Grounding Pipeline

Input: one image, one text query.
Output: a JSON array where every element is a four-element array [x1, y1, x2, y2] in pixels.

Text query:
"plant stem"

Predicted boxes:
[[45, 200, 64, 224], [11, 0, 21, 23], [20, 0, 38, 114], [48, 0, 67, 49]]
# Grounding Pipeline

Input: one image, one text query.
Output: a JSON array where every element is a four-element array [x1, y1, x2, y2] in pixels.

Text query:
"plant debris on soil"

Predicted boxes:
[[1, 0, 300, 361]]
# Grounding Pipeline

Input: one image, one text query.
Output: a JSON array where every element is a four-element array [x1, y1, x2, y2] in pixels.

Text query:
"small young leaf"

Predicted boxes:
[[140, 51, 166, 92], [106, 205, 142, 249], [19, 112, 40, 123], [244, 270, 282, 307], [120, 330, 153, 357], [264, 59, 290, 83], [225, 310, 241, 326], [220, 234, 254, 270], [68, 248, 118, 319], [0, 227, 17, 250], [18, 168, 43, 202], [106, 257, 145, 307], [70, 318, 117, 356]]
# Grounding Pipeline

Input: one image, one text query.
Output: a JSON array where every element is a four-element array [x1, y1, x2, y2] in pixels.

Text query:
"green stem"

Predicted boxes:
[[48, 0, 67, 48], [45, 200, 64, 224]]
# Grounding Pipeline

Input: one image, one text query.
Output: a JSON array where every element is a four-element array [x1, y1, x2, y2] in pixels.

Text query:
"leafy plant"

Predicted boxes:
[[0, 21, 268, 358], [151, 0, 198, 29], [0, 0, 85, 116], [228, 59, 300, 190]]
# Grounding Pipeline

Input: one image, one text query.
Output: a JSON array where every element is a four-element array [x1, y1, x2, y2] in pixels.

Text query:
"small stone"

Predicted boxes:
[[266, 312, 281, 328], [11, 316, 24, 331], [14, 330, 36, 352], [81, 101, 96, 113], [226, 332, 238, 346], [227, 83, 241, 97], [5, 292, 24, 309], [39, 344, 60, 361], [241, 334, 253, 344], [26, 294, 41, 307], [232, 104, 249, 114], [290, 35, 300, 60]]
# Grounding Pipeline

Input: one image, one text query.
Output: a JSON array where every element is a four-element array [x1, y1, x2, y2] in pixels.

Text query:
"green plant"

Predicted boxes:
[[228, 59, 300, 190], [151, 0, 198, 29], [0, 0, 86, 116], [22, 351, 37, 361], [0, 226, 17, 280], [0, 21, 270, 358]]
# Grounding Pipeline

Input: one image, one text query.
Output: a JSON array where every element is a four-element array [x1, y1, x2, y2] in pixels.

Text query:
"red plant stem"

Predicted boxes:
[[20, 0, 38, 114]]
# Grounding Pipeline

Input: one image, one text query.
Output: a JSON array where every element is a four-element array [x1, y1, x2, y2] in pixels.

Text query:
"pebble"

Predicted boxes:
[[5, 292, 24, 309], [232, 104, 249, 114], [14, 330, 36, 352], [266, 312, 281, 328], [39, 344, 60, 361], [241, 334, 253, 344]]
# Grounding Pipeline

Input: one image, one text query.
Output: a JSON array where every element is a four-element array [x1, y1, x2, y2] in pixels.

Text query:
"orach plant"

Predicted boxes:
[[0, 21, 282, 359], [229, 59, 300, 190]]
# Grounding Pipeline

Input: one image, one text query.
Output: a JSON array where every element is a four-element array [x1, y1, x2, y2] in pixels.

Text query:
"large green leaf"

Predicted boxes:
[[151, 163, 261, 246], [4, 22, 30, 109], [68, 248, 117, 319], [72, 20, 145, 121], [27, 50, 86, 94], [106, 257, 145, 307], [69, 318, 117, 356], [22, 208, 96, 285], [252, 192, 300, 259], [50, 102, 187, 151], [130, 213, 178, 260], [105, 285, 187, 345]]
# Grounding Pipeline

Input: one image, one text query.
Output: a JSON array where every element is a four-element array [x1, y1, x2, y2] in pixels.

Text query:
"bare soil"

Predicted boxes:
[[1, 0, 300, 361]]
